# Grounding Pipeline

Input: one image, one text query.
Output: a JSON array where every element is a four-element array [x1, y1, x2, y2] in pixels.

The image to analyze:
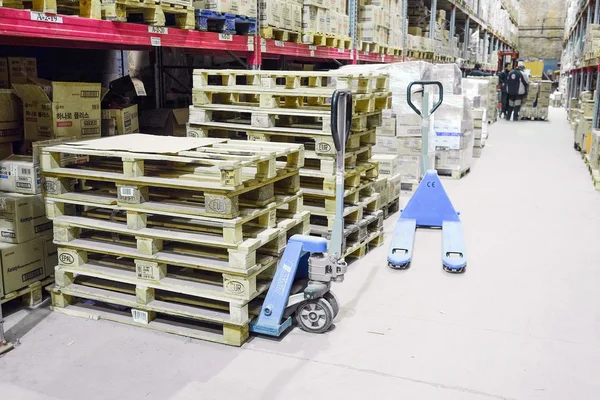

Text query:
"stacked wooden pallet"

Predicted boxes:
[[41, 134, 308, 346], [187, 69, 391, 259]]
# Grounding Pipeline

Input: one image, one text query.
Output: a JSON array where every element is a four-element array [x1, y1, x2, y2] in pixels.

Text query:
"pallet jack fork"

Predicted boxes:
[[387, 81, 467, 273], [249, 89, 352, 336]]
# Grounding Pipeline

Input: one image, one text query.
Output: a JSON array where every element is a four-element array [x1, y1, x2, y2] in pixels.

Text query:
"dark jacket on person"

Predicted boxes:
[[506, 69, 529, 96], [499, 69, 510, 93], [469, 68, 491, 77]]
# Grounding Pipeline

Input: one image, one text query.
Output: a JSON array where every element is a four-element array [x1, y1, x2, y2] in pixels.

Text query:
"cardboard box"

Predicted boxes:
[[0, 59, 8, 89], [0, 155, 41, 195], [303, 5, 327, 33], [13, 79, 102, 142], [0, 89, 24, 143], [387, 173, 401, 201], [102, 104, 139, 135], [291, 3, 303, 32], [261, 0, 281, 27], [372, 154, 399, 176], [139, 108, 188, 137], [43, 235, 57, 277], [0, 236, 45, 295], [374, 136, 421, 155], [195, 0, 240, 14], [7, 57, 37, 85], [0, 193, 52, 244], [398, 155, 420, 183]]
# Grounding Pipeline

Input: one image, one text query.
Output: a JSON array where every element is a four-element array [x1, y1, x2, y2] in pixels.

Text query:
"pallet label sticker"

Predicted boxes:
[[132, 309, 150, 325], [148, 26, 169, 35], [151, 37, 162, 47], [30, 12, 63, 24], [219, 33, 233, 41]]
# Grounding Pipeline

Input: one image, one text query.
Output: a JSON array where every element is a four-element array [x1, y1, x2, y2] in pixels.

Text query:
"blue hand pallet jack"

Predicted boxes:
[[249, 89, 352, 335], [387, 81, 467, 273]]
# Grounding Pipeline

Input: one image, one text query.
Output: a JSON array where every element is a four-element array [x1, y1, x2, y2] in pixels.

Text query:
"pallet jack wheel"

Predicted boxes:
[[323, 291, 340, 318], [296, 298, 335, 334], [388, 261, 410, 270], [443, 265, 466, 274]]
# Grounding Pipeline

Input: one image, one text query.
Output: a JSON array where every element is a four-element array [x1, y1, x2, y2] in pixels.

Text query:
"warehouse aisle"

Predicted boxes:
[[2, 107, 600, 400]]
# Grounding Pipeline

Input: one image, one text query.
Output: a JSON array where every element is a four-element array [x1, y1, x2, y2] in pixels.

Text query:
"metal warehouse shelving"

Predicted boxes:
[[563, 0, 600, 128], [0, 1, 517, 69]]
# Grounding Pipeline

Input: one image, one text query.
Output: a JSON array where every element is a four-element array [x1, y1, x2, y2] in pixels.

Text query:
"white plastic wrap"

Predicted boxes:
[[339, 61, 432, 126], [434, 95, 474, 171], [462, 78, 489, 110], [432, 63, 462, 95]]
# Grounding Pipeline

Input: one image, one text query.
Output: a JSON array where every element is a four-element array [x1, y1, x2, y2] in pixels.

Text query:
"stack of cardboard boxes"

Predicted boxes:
[[520, 82, 538, 119], [194, 0, 258, 19], [302, 0, 349, 40], [434, 95, 474, 175], [258, 0, 302, 36], [576, 91, 594, 153], [583, 24, 600, 61], [463, 78, 491, 158], [536, 81, 552, 120], [0, 58, 76, 298], [357, 0, 395, 50]]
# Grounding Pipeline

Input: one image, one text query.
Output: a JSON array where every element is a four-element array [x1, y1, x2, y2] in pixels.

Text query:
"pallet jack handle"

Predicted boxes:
[[329, 89, 352, 258], [406, 81, 444, 117]]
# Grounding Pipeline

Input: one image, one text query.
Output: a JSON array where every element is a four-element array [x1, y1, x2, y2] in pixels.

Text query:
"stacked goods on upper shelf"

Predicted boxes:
[[192, 0, 257, 34], [42, 134, 308, 346], [406, 0, 434, 57], [302, 0, 351, 49], [433, 95, 474, 179], [102, 0, 196, 30], [357, 0, 391, 54], [583, 25, 600, 61], [257, 0, 301, 41], [575, 91, 594, 153], [387, 0, 404, 54], [188, 69, 389, 259]]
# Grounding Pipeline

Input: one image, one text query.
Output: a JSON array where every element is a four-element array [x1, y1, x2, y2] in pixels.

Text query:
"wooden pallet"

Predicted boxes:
[[304, 146, 372, 174], [337, 37, 353, 50], [49, 280, 254, 346], [386, 47, 402, 56], [261, 27, 302, 43], [188, 106, 383, 136], [192, 69, 390, 95], [187, 124, 377, 158], [306, 192, 381, 230], [47, 193, 306, 272], [40, 135, 303, 219], [1, 0, 101, 18], [302, 32, 339, 48], [584, 155, 600, 191], [102, 0, 194, 29], [310, 210, 383, 254], [345, 229, 384, 259], [400, 181, 419, 193], [438, 167, 471, 180], [196, 9, 256, 35], [300, 162, 378, 196], [381, 197, 400, 219], [359, 41, 387, 55], [1, 276, 54, 307]]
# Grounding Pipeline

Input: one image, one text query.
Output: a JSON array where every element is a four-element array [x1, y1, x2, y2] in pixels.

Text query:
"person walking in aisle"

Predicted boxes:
[[505, 61, 530, 121], [468, 63, 493, 77], [498, 62, 512, 118]]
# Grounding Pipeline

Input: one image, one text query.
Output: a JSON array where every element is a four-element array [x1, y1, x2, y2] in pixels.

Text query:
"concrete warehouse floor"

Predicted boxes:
[[1, 107, 599, 400]]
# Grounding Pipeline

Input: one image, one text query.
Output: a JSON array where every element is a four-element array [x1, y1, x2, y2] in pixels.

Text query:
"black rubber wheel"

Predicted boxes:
[[323, 292, 340, 318], [389, 261, 411, 270], [295, 298, 334, 334]]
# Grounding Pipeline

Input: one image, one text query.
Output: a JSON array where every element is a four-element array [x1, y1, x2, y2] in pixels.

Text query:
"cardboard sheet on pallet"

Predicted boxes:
[[59, 134, 227, 155]]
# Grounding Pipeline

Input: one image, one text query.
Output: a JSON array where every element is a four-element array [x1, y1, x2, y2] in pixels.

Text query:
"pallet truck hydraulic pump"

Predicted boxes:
[[249, 89, 352, 336], [387, 81, 467, 273]]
